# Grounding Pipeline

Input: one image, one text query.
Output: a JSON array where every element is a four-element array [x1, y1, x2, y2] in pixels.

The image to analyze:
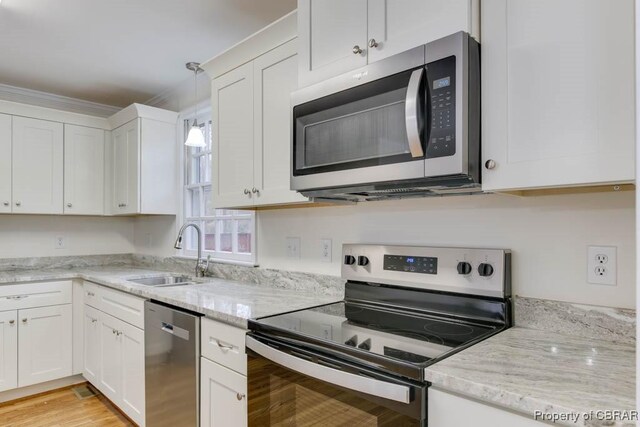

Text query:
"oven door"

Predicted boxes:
[[246, 335, 426, 427], [291, 63, 428, 192]]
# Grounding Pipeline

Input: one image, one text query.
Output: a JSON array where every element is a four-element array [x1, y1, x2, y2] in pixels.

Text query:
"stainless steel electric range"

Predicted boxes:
[[246, 244, 512, 426]]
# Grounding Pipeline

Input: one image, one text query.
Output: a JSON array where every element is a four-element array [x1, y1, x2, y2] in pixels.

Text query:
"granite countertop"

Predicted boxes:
[[0, 266, 341, 328], [425, 327, 636, 427]]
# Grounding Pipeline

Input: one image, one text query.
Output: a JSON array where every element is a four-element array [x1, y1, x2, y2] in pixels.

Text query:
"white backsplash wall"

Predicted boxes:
[[257, 191, 635, 309], [0, 215, 135, 258], [133, 215, 177, 256]]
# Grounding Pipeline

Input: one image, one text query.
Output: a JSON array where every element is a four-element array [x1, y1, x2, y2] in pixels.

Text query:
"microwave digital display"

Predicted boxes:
[[433, 76, 451, 90]]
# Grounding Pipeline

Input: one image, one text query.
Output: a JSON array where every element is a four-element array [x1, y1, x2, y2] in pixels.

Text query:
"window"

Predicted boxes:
[[182, 114, 256, 264]]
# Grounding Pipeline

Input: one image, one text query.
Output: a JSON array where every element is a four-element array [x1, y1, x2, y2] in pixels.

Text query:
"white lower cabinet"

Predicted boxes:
[[200, 357, 247, 427], [83, 283, 145, 426], [0, 311, 18, 392], [428, 388, 547, 426], [18, 304, 72, 388]]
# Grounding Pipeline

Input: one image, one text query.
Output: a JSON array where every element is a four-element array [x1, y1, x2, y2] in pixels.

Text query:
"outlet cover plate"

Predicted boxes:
[[587, 246, 617, 286], [321, 239, 332, 263], [286, 237, 301, 259], [55, 236, 66, 249]]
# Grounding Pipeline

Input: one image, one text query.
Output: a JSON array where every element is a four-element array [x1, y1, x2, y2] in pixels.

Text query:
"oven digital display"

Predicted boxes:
[[433, 76, 451, 90], [383, 255, 438, 274]]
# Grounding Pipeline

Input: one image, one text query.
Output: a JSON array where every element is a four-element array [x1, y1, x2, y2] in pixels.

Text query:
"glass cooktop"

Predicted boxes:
[[254, 301, 499, 369]]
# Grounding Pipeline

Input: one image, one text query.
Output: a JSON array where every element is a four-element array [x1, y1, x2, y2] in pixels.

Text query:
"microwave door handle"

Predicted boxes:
[[246, 336, 411, 404], [405, 68, 425, 158]]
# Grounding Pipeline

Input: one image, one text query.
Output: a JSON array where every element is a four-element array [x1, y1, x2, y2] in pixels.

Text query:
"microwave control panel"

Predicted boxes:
[[426, 55, 456, 159]]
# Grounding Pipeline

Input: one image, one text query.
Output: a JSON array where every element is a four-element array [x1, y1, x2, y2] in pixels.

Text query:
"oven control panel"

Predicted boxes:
[[342, 244, 511, 299]]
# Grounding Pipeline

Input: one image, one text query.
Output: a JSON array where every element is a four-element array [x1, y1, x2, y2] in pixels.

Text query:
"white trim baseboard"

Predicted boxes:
[[0, 374, 85, 403]]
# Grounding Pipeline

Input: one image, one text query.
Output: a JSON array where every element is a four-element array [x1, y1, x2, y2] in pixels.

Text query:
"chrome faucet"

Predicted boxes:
[[174, 223, 209, 277]]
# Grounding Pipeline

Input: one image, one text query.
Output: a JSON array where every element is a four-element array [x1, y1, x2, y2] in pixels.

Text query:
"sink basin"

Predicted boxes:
[[128, 275, 195, 287]]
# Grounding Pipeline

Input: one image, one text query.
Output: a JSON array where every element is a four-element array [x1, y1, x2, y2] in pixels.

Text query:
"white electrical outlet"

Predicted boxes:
[[286, 237, 301, 259], [55, 236, 66, 249], [587, 246, 617, 286], [320, 239, 332, 263]]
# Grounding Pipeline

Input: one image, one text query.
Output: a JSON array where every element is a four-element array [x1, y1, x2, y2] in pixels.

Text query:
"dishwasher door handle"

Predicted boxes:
[[160, 321, 190, 340], [246, 336, 411, 404]]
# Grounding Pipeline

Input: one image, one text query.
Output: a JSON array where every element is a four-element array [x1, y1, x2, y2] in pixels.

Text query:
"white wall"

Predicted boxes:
[[0, 215, 135, 258], [133, 215, 177, 257], [257, 191, 635, 309]]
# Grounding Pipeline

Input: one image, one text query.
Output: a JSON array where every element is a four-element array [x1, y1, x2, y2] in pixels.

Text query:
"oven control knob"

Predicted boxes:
[[456, 261, 472, 275], [357, 256, 369, 267], [358, 339, 371, 351], [344, 255, 356, 265], [478, 263, 494, 277], [344, 336, 357, 347]]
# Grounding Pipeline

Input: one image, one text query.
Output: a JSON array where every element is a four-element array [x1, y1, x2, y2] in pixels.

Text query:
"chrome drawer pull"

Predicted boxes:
[[215, 340, 234, 351], [236, 393, 245, 401]]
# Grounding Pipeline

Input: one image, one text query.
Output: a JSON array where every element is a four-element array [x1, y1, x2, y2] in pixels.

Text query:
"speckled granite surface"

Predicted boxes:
[[0, 266, 340, 328], [515, 296, 635, 344]]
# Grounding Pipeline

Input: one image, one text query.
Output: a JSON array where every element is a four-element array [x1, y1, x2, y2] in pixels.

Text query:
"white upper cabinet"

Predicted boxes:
[[64, 124, 105, 215], [112, 119, 140, 215], [203, 12, 308, 209], [298, 0, 368, 88], [367, 0, 478, 62], [108, 104, 178, 215], [212, 62, 256, 208], [298, 0, 478, 87], [12, 117, 64, 214], [481, 0, 635, 191], [254, 39, 308, 206], [0, 114, 11, 213]]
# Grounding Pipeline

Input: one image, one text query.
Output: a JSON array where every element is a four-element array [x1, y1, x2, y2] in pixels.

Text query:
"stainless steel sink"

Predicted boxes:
[[128, 275, 196, 287]]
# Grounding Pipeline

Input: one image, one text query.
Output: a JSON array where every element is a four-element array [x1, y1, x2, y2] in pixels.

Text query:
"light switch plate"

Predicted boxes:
[[587, 246, 617, 286], [320, 239, 332, 263]]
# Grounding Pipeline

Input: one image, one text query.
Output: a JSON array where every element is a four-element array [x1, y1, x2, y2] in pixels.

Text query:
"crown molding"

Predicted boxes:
[[0, 83, 120, 118]]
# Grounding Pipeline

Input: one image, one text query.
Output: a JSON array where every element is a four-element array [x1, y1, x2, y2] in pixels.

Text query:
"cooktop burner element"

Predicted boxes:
[[249, 244, 512, 382]]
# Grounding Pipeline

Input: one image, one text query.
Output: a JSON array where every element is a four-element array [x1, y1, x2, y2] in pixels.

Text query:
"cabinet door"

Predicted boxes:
[[12, 117, 63, 214], [200, 357, 247, 427], [253, 39, 308, 206], [367, 0, 478, 62], [120, 320, 145, 427], [212, 62, 255, 208], [481, 0, 635, 191], [0, 114, 11, 213], [298, 0, 368, 87], [64, 124, 105, 215], [0, 311, 17, 392], [17, 304, 72, 387], [99, 312, 122, 403], [112, 119, 139, 214], [83, 304, 100, 385], [429, 388, 545, 426]]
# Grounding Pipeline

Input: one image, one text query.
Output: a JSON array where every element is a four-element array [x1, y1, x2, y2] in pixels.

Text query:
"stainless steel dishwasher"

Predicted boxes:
[[145, 300, 201, 427]]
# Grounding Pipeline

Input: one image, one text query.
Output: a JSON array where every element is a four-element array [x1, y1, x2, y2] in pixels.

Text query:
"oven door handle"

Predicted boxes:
[[405, 67, 425, 158], [246, 336, 411, 404]]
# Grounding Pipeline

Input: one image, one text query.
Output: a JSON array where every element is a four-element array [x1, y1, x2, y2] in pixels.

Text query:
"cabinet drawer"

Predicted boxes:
[[201, 318, 247, 375], [0, 281, 72, 311], [84, 282, 145, 330]]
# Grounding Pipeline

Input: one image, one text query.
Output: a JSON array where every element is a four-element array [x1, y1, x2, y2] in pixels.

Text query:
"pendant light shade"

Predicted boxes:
[[185, 62, 206, 148]]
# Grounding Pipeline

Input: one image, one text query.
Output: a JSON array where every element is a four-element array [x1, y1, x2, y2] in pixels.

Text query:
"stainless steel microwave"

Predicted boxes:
[[291, 31, 480, 202]]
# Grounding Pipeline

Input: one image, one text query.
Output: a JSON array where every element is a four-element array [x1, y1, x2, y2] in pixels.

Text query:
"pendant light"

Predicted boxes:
[[184, 62, 206, 148]]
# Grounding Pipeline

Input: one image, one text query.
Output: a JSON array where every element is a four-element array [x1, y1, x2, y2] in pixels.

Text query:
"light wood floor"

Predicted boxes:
[[0, 384, 134, 427]]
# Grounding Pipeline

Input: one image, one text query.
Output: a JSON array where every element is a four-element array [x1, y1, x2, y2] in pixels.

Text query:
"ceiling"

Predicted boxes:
[[0, 0, 296, 107]]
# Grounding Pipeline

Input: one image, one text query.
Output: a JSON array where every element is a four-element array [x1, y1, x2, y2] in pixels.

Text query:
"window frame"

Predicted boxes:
[[178, 106, 257, 266]]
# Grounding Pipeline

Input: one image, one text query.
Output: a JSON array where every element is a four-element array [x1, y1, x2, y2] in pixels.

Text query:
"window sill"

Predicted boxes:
[[174, 255, 258, 268]]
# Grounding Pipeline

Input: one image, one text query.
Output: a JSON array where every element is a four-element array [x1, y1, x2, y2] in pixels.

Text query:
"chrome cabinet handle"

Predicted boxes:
[[215, 340, 234, 351], [15, 201, 21, 207], [405, 68, 426, 158], [118, 203, 127, 208], [22, 318, 27, 323], [485, 159, 497, 170], [368, 38, 379, 48], [236, 393, 245, 401], [87, 291, 95, 297], [66, 203, 72, 208], [243, 189, 251, 195], [251, 187, 259, 195], [352, 45, 364, 55], [2, 201, 8, 207], [6, 295, 28, 300], [8, 320, 14, 325], [91, 318, 97, 323]]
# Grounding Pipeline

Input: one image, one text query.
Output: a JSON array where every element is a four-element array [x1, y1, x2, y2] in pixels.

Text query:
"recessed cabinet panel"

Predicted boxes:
[[367, 0, 477, 62], [112, 119, 140, 214], [83, 304, 101, 384], [12, 117, 63, 214], [0, 311, 17, 392], [481, 0, 635, 190], [298, 0, 368, 87], [253, 40, 308, 206], [64, 124, 105, 215], [200, 357, 248, 427], [98, 312, 123, 403], [212, 62, 255, 208], [0, 114, 11, 213], [17, 304, 72, 387]]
